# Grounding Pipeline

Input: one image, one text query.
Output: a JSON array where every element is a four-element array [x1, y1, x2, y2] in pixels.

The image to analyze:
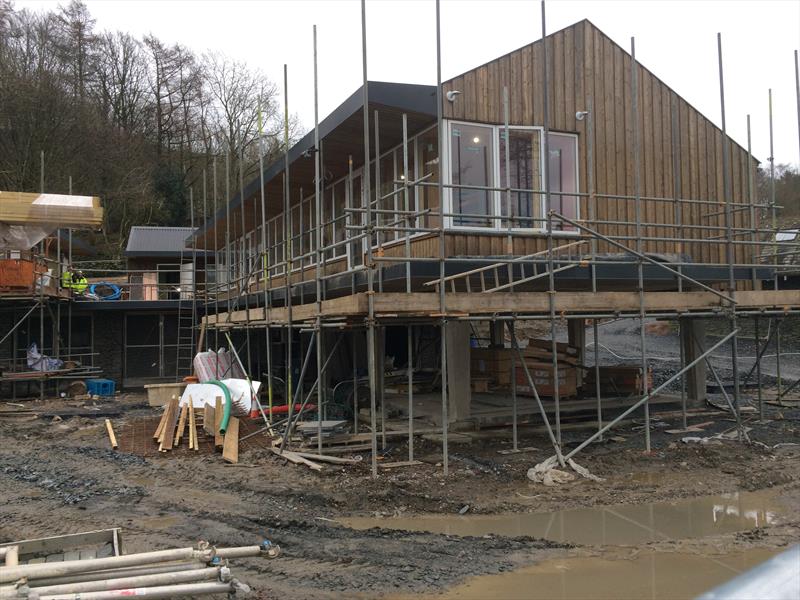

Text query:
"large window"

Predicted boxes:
[[448, 121, 579, 231], [450, 123, 494, 227]]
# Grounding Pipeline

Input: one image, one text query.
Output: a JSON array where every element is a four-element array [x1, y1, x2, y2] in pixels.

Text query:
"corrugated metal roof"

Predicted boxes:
[[125, 226, 198, 257]]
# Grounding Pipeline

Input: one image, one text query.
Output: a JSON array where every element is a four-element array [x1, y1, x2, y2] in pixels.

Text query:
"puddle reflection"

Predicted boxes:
[[342, 491, 777, 545]]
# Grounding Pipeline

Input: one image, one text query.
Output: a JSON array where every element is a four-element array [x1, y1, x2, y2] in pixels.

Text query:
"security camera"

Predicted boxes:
[[446, 90, 462, 102], [576, 110, 590, 121]]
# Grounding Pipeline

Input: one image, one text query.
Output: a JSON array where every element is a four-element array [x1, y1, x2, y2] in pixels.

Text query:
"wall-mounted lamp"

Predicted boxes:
[[576, 110, 590, 121], [446, 90, 462, 102]]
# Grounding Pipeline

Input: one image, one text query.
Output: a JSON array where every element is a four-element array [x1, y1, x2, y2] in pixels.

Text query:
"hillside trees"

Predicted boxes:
[[0, 0, 300, 257]]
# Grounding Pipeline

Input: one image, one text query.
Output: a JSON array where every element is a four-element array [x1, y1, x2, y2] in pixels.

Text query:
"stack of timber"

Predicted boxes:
[[0, 192, 103, 228], [471, 339, 579, 397], [151, 396, 239, 463], [584, 365, 654, 396], [0, 529, 279, 599]]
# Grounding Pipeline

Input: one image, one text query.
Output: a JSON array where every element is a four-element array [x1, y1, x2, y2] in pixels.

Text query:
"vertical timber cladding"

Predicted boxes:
[[441, 19, 758, 267]]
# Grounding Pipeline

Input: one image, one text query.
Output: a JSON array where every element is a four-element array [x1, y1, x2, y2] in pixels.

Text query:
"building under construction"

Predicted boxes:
[[192, 16, 800, 476], [1, 14, 798, 478]]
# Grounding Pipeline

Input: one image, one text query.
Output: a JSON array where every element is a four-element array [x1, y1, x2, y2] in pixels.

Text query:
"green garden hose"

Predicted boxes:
[[204, 379, 232, 435]]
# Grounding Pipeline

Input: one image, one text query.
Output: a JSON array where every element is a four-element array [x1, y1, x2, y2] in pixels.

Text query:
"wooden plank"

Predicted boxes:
[[0, 529, 118, 557], [0, 191, 103, 228], [203, 403, 215, 436], [271, 448, 323, 472], [222, 417, 239, 464], [214, 396, 224, 450], [159, 396, 180, 451], [292, 451, 361, 465], [104, 419, 118, 450], [187, 402, 195, 450], [174, 403, 188, 447], [152, 402, 170, 440]]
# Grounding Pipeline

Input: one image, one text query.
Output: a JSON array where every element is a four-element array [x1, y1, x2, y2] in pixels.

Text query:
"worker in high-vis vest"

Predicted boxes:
[[61, 266, 74, 290], [71, 270, 88, 294]]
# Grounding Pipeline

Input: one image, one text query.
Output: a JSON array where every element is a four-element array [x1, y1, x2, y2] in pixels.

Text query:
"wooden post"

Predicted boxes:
[[567, 318, 587, 388], [445, 321, 471, 423], [680, 318, 707, 406]]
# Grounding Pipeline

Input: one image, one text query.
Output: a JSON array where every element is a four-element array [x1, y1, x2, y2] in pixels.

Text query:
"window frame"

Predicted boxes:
[[444, 120, 580, 233]]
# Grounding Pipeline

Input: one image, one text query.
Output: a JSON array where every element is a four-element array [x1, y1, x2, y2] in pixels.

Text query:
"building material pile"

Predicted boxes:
[[584, 365, 654, 396], [0, 528, 280, 599], [0, 192, 103, 229], [471, 340, 579, 397], [151, 395, 239, 463]]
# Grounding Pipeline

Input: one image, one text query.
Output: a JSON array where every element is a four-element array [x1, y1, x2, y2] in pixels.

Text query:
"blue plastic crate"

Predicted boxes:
[[87, 378, 115, 397]]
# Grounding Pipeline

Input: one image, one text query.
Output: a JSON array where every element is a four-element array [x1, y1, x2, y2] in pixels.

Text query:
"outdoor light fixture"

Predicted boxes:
[[576, 110, 590, 121], [473, 136, 480, 143], [446, 90, 461, 102]]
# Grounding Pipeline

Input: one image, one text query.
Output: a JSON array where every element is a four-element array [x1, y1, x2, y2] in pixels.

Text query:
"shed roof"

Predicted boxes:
[[125, 226, 208, 257]]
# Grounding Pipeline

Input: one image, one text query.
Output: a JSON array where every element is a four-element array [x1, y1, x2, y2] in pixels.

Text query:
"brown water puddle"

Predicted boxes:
[[341, 491, 778, 545], [411, 548, 778, 600]]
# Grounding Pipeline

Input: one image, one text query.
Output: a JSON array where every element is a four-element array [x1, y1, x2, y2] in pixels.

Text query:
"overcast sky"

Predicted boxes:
[[17, 0, 800, 167]]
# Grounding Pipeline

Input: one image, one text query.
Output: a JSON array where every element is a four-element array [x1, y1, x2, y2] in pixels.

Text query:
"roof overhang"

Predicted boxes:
[[194, 81, 437, 251]]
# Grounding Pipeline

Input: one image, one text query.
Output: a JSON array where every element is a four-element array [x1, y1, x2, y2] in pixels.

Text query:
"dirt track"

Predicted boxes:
[[1, 392, 798, 599]]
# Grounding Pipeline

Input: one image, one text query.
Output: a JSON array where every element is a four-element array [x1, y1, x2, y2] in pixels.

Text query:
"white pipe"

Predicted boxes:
[[3, 548, 18, 568], [36, 581, 234, 599], [26, 567, 220, 596], [25, 562, 205, 588], [0, 548, 212, 583], [214, 545, 272, 559]]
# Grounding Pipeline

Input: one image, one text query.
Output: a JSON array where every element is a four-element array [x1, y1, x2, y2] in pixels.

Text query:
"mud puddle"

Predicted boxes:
[[410, 548, 779, 600], [342, 490, 778, 545]]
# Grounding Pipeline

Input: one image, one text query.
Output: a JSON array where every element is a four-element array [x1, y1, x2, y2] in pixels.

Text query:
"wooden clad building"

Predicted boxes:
[[196, 19, 760, 301]]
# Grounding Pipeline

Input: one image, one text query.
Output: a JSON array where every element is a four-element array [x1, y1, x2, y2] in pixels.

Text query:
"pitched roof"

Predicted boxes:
[[125, 226, 203, 257]]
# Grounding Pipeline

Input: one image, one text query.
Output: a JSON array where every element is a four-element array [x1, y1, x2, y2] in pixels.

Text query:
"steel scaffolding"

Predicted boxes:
[[195, 1, 800, 477]]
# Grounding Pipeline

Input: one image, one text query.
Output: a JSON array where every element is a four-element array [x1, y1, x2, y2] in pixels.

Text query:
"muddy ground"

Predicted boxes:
[[1, 389, 798, 599]]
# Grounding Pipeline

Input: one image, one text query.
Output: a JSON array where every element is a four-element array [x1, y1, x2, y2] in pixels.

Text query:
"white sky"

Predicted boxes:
[[16, 0, 800, 167]]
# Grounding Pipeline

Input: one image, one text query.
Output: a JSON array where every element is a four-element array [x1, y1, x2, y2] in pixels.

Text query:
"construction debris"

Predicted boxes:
[[0, 528, 279, 599], [104, 419, 118, 450]]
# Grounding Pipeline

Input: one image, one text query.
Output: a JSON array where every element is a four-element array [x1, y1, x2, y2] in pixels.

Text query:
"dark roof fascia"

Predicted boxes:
[[194, 81, 437, 242], [125, 250, 213, 258]]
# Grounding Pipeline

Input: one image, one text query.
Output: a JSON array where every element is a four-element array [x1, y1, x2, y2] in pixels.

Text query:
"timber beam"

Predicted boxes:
[[202, 290, 800, 327]]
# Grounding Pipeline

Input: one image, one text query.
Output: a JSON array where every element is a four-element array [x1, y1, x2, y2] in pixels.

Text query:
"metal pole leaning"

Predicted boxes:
[[360, 0, 379, 478], [402, 113, 415, 463], [257, 105, 274, 423], [280, 331, 316, 451], [283, 63, 294, 426], [435, 0, 449, 476], [562, 329, 739, 463], [541, 0, 561, 445], [507, 321, 565, 465], [718, 33, 741, 430], [313, 24, 324, 455], [631, 36, 651, 452]]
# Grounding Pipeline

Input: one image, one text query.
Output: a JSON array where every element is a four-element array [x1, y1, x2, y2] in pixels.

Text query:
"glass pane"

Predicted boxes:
[[418, 127, 439, 228], [548, 133, 579, 230], [379, 152, 395, 241], [322, 185, 333, 261], [333, 180, 346, 258], [500, 129, 542, 228], [450, 123, 494, 227], [350, 175, 363, 267]]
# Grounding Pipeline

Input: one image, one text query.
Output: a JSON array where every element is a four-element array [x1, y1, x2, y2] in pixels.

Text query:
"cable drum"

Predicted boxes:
[[89, 282, 121, 301]]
